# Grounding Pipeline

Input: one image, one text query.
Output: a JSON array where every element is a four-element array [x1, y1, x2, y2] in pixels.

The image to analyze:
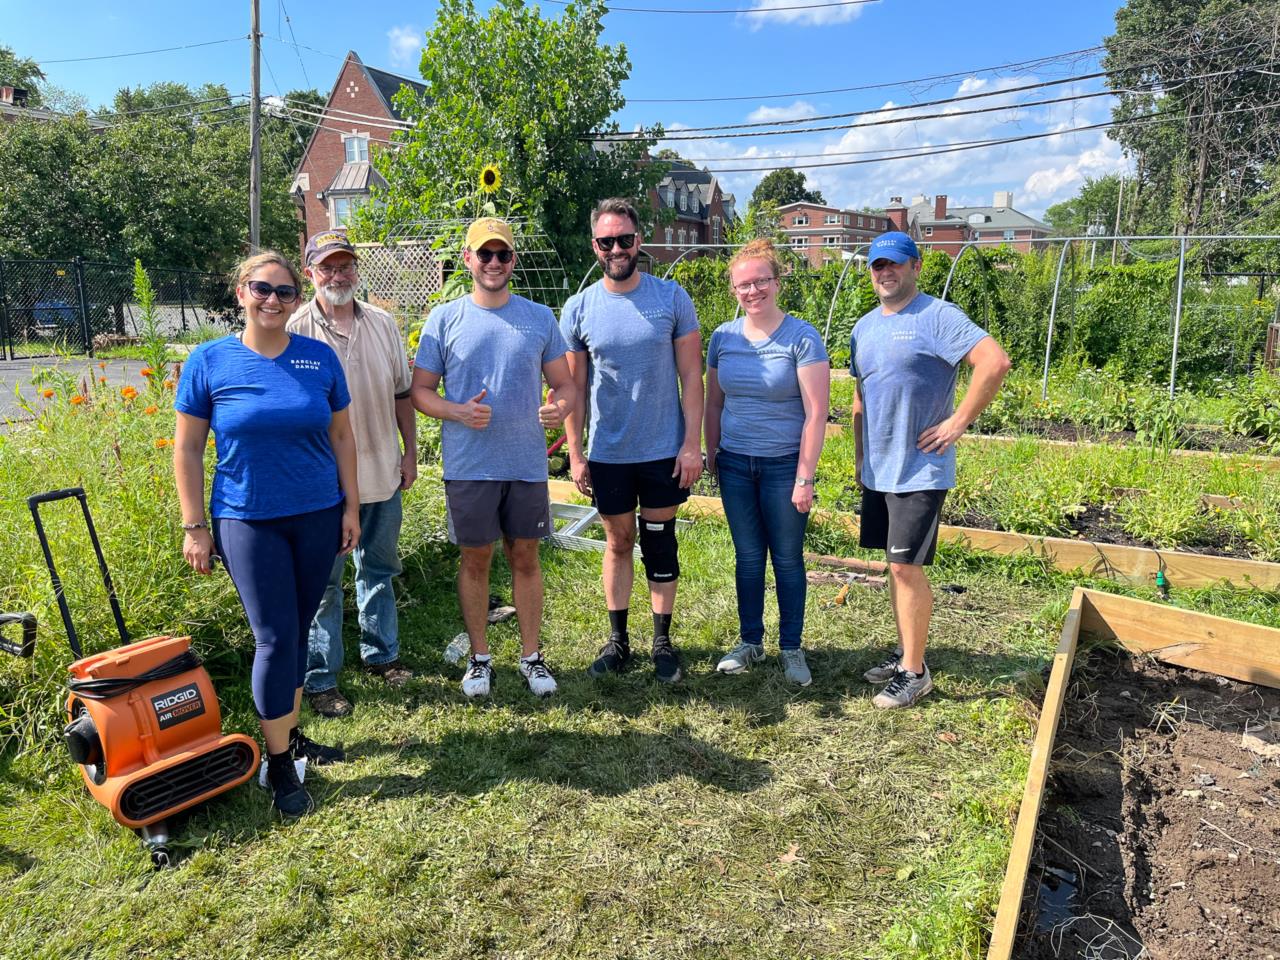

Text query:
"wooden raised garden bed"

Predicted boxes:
[[988, 588, 1280, 959]]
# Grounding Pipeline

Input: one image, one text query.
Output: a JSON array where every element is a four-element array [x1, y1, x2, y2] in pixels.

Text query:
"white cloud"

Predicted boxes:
[[387, 25, 421, 70], [746, 101, 819, 124], [658, 77, 1129, 218], [740, 0, 874, 30]]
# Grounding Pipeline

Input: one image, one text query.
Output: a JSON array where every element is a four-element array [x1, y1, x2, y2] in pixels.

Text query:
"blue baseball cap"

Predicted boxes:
[[867, 231, 920, 264]]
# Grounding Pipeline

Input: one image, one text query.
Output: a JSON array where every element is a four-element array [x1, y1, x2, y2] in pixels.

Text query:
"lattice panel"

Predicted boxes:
[[354, 241, 444, 320]]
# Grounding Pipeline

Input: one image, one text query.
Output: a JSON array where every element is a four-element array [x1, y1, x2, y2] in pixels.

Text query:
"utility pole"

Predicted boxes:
[[1110, 176, 1124, 266], [249, 0, 262, 251]]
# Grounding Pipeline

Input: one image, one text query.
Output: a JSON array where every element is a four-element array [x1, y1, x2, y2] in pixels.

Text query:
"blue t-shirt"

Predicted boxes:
[[174, 334, 351, 520], [415, 293, 567, 482], [849, 293, 987, 492], [707, 314, 829, 458], [559, 272, 700, 464]]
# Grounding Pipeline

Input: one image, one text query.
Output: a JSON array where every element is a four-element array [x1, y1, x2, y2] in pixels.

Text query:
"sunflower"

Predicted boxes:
[[478, 164, 502, 194]]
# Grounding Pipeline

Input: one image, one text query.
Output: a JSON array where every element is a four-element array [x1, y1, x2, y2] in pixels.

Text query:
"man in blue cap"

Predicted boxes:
[[851, 231, 1011, 708]]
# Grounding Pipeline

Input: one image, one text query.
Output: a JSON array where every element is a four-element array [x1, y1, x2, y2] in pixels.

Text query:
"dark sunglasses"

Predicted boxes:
[[593, 233, 637, 252], [245, 280, 300, 303], [474, 248, 514, 264]]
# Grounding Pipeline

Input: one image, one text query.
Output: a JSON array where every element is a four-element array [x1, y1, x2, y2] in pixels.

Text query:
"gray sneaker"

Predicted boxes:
[[780, 648, 812, 686], [716, 641, 765, 674], [863, 649, 903, 684], [872, 665, 933, 709]]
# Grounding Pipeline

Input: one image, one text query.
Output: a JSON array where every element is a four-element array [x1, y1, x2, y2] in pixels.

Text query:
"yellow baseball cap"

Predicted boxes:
[[464, 217, 515, 251]]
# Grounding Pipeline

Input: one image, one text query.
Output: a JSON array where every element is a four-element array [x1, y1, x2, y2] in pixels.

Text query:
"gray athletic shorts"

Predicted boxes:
[[444, 480, 551, 547]]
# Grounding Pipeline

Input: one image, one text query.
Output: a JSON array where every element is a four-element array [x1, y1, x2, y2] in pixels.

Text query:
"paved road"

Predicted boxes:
[[0, 356, 151, 424]]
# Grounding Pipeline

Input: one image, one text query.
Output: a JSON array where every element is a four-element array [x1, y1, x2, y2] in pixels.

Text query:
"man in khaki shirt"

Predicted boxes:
[[288, 230, 417, 717]]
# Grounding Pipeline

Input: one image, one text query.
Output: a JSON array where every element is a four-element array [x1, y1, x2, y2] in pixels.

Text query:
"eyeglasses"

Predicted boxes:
[[313, 260, 357, 277], [245, 281, 300, 303], [474, 247, 514, 264], [733, 277, 776, 294], [593, 233, 637, 252]]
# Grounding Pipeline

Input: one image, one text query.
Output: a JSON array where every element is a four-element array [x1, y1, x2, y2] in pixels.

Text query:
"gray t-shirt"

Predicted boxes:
[[849, 292, 987, 492], [415, 293, 567, 482], [559, 272, 700, 464], [707, 314, 829, 458]]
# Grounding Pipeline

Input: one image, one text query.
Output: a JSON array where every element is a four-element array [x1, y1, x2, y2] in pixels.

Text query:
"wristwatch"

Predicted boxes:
[[795, 476, 814, 487], [181, 521, 208, 531]]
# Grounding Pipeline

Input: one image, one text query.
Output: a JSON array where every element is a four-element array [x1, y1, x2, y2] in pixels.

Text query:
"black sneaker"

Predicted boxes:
[[290, 728, 345, 766], [588, 636, 631, 677], [267, 752, 314, 817], [651, 637, 682, 684]]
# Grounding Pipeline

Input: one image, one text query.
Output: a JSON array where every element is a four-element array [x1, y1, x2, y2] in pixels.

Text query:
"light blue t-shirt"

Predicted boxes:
[[849, 293, 987, 492], [707, 314, 829, 458], [559, 272, 700, 464], [415, 293, 567, 482], [174, 334, 350, 520]]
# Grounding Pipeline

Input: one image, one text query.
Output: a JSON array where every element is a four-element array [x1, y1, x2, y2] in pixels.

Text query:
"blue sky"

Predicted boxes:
[[6, 0, 1128, 217]]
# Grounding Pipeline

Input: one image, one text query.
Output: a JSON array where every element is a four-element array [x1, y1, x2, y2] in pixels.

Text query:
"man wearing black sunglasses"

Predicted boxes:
[[287, 231, 418, 719], [412, 218, 577, 700], [561, 198, 705, 684]]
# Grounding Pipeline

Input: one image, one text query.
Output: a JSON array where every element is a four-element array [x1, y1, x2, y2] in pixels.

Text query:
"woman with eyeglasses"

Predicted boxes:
[[173, 250, 360, 817], [705, 239, 831, 686]]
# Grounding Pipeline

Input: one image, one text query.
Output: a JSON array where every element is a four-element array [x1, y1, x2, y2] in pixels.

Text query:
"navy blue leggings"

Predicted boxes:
[[214, 503, 343, 720]]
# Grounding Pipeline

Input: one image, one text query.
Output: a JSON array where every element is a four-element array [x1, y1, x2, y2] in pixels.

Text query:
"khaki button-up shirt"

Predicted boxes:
[[288, 298, 412, 504]]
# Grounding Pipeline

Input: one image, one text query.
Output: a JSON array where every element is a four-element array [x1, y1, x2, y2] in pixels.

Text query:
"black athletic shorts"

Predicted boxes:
[[588, 457, 690, 517], [859, 488, 947, 565]]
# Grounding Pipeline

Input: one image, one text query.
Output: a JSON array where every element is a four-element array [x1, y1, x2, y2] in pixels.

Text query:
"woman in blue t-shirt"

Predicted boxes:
[[173, 251, 360, 817], [705, 239, 831, 686]]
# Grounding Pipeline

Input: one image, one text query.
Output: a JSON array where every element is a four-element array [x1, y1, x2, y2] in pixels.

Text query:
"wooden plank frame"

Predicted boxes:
[[546, 481, 1280, 591], [986, 588, 1280, 959]]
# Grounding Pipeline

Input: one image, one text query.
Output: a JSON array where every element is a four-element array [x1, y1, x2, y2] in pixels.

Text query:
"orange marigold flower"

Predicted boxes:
[[98, 376, 108, 384], [97, 361, 107, 370], [207, 437, 216, 448], [40, 388, 54, 399], [144, 404, 159, 415], [140, 367, 154, 378], [154, 438, 170, 449], [121, 385, 138, 400], [163, 379, 175, 390], [70, 395, 86, 405]]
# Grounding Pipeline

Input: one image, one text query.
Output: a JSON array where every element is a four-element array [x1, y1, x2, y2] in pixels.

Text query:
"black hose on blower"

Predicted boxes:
[[68, 650, 203, 700]]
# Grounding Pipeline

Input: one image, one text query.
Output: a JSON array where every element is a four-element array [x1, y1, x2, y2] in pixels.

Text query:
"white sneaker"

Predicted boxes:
[[519, 652, 558, 698], [872, 664, 934, 709], [461, 655, 494, 698], [717, 641, 765, 674]]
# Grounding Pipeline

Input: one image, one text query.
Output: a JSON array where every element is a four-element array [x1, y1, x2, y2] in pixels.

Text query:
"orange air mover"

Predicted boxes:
[[21, 488, 259, 867]]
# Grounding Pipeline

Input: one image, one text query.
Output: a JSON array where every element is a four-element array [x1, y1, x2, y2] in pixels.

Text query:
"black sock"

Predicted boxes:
[[268, 748, 293, 769], [653, 612, 672, 641], [288, 727, 301, 746], [608, 608, 629, 640]]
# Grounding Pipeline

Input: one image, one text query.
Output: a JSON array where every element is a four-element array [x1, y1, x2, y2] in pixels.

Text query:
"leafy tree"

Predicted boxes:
[[749, 168, 825, 209], [1044, 175, 1125, 236], [0, 45, 45, 107], [1103, 0, 1280, 234], [356, 0, 662, 274]]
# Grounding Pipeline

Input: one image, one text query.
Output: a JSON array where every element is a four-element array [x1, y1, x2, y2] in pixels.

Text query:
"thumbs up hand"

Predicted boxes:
[[538, 387, 565, 429], [458, 387, 492, 430]]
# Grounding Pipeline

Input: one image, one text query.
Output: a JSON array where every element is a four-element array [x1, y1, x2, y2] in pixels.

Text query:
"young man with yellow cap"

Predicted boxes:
[[411, 218, 577, 698]]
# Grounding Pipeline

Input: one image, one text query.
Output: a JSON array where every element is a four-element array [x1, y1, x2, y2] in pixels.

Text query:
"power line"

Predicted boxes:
[[627, 46, 1105, 103], [262, 34, 348, 63], [694, 99, 1280, 174], [282, 98, 413, 127], [36, 37, 245, 65], [278, 0, 313, 89], [282, 101, 411, 133], [540, 0, 879, 12], [88, 95, 250, 120]]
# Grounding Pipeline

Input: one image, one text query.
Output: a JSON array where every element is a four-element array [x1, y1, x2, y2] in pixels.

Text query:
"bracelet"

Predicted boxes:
[[181, 521, 208, 531], [795, 477, 815, 487]]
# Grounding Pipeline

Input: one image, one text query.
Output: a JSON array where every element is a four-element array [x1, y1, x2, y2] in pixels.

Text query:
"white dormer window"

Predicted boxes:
[[691, 194, 700, 213], [665, 185, 675, 206], [344, 135, 369, 163], [679, 191, 687, 211]]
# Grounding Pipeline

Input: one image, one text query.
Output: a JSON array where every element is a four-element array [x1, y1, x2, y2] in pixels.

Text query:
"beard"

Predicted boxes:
[[601, 249, 639, 283], [318, 282, 355, 307]]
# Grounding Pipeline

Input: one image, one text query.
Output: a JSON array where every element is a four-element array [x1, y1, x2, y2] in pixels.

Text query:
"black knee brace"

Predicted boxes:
[[639, 518, 679, 583]]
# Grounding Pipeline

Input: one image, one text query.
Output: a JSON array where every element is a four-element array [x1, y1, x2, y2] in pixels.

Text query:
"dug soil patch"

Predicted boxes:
[[1017, 647, 1280, 959]]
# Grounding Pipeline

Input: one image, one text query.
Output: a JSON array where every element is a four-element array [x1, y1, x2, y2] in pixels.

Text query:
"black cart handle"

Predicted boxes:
[[28, 488, 89, 506], [0, 612, 36, 658]]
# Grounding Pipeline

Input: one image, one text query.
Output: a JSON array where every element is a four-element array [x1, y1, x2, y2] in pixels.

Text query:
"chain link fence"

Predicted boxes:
[[0, 258, 240, 360]]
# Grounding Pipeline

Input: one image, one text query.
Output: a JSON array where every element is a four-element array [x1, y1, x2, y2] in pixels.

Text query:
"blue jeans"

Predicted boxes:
[[305, 490, 403, 693], [716, 450, 810, 650]]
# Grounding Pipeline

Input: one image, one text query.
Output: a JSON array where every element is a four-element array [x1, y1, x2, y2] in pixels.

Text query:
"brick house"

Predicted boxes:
[[776, 202, 894, 268], [646, 161, 737, 265], [887, 191, 1051, 255], [0, 86, 110, 129], [290, 52, 427, 242]]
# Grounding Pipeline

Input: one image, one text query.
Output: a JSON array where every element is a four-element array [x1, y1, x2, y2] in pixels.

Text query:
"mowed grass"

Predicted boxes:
[[0, 469, 1069, 960]]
